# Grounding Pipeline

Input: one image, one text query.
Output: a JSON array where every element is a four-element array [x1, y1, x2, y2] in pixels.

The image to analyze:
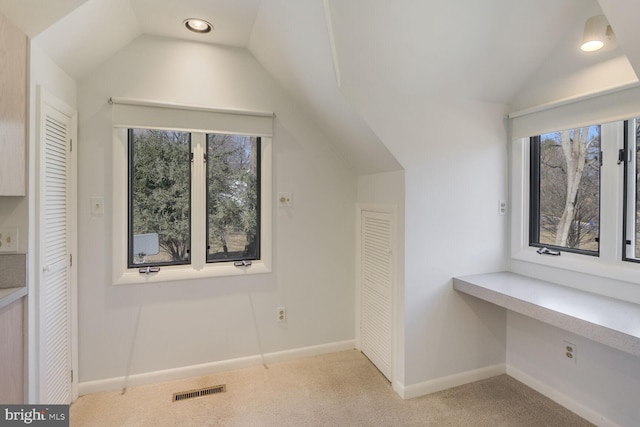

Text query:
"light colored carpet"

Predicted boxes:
[[70, 350, 592, 426]]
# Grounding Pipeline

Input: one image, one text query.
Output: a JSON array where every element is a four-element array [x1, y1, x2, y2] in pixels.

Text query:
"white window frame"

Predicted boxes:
[[510, 120, 640, 283], [623, 118, 640, 263], [110, 99, 273, 285]]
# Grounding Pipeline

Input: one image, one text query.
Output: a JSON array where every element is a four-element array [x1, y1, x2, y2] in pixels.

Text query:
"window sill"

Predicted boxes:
[[511, 248, 640, 285], [453, 271, 640, 357], [113, 261, 270, 286]]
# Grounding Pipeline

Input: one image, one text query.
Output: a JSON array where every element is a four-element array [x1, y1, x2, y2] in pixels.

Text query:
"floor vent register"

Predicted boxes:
[[172, 384, 227, 402]]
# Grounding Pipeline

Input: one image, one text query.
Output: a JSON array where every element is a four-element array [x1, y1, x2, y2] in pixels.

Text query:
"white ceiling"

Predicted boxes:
[[328, 0, 599, 104], [1, 0, 639, 174], [0, 0, 89, 37], [248, 0, 401, 174], [0, 0, 262, 81], [131, 0, 260, 48], [598, 0, 640, 76]]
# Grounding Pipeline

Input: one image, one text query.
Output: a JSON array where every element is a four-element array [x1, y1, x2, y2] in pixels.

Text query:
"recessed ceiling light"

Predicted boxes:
[[184, 18, 212, 34]]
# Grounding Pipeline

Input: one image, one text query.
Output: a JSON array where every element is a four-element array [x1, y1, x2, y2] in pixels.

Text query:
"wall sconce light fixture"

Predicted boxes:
[[580, 15, 613, 52]]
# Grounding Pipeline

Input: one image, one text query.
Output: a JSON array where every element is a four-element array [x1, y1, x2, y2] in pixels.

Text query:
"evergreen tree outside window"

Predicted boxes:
[[127, 129, 261, 269], [128, 129, 191, 267], [206, 134, 260, 262]]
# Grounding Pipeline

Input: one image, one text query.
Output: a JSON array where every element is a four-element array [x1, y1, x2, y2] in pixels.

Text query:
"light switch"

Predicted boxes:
[[91, 197, 104, 216]]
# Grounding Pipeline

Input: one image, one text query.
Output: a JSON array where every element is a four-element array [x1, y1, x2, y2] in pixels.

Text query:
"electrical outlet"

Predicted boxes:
[[277, 307, 287, 322], [498, 200, 507, 216], [564, 341, 577, 364], [0, 227, 18, 252], [278, 192, 293, 207]]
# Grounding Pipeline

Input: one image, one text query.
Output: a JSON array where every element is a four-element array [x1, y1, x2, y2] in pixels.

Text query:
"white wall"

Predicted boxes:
[[399, 100, 508, 388], [0, 197, 27, 253], [76, 35, 356, 384], [507, 312, 640, 426], [509, 262, 640, 425], [345, 88, 509, 389], [512, 54, 637, 112], [357, 171, 404, 206]]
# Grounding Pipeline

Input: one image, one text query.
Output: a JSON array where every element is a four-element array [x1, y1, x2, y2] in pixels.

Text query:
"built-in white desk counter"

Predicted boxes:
[[453, 272, 640, 357], [0, 287, 27, 310]]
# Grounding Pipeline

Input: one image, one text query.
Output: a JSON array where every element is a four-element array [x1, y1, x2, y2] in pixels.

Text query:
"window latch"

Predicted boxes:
[[536, 247, 561, 256], [234, 260, 252, 268], [618, 149, 626, 165], [139, 266, 161, 274]]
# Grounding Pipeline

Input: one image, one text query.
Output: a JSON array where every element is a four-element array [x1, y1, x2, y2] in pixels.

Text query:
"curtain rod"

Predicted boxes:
[[108, 97, 274, 118]]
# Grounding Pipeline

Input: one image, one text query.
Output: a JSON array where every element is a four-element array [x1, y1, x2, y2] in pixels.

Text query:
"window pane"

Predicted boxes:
[[636, 120, 640, 258], [129, 129, 191, 266], [623, 118, 640, 262], [206, 134, 260, 262], [531, 126, 601, 253]]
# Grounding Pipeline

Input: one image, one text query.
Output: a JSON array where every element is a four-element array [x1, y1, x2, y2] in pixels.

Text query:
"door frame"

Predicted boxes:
[[355, 203, 398, 385], [28, 86, 78, 403]]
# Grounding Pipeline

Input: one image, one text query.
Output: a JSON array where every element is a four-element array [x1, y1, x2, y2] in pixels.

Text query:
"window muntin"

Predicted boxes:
[[206, 134, 260, 262], [111, 101, 273, 285], [128, 129, 191, 267], [529, 126, 601, 255], [623, 118, 640, 262], [127, 129, 263, 269]]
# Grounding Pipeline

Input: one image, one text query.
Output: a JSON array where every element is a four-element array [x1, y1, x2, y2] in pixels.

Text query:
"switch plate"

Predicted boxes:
[[91, 197, 104, 216], [0, 227, 18, 252], [278, 192, 293, 207]]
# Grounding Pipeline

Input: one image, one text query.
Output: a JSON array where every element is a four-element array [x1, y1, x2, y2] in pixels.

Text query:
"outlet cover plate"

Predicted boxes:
[[0, 227, 18, 252], [278, 192, 293, 207], [564, 340, 577, 364], [277, 306, 287, 322]]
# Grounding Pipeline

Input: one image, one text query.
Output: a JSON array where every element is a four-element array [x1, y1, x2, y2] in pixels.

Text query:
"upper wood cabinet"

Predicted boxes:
[[0, 13, 27, 196]]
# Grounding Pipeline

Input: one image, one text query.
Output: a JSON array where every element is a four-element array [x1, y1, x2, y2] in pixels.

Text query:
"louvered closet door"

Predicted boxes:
[[361, 210, 394, 381], [40, 102, 72, 404]]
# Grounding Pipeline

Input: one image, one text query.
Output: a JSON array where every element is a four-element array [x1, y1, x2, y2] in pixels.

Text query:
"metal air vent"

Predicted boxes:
[[172, 384, 226, 402]]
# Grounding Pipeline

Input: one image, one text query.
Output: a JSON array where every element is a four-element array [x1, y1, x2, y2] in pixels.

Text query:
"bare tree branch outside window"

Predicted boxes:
[[535, 126, 600, 252]]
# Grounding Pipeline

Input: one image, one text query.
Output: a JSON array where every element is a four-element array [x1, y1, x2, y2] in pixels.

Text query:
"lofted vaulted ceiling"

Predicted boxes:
[[1, 0, 639, 174]]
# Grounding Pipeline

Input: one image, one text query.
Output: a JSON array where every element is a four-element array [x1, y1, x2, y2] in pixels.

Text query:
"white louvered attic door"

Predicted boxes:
[[40, 104, 72, 404], [361, 210, 393, 381]]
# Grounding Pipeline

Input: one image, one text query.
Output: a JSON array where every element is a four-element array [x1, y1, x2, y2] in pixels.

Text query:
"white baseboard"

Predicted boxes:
[[506, 365, 618, 427], [397, 363, 506, 400], [78, 340, 355, 396]]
